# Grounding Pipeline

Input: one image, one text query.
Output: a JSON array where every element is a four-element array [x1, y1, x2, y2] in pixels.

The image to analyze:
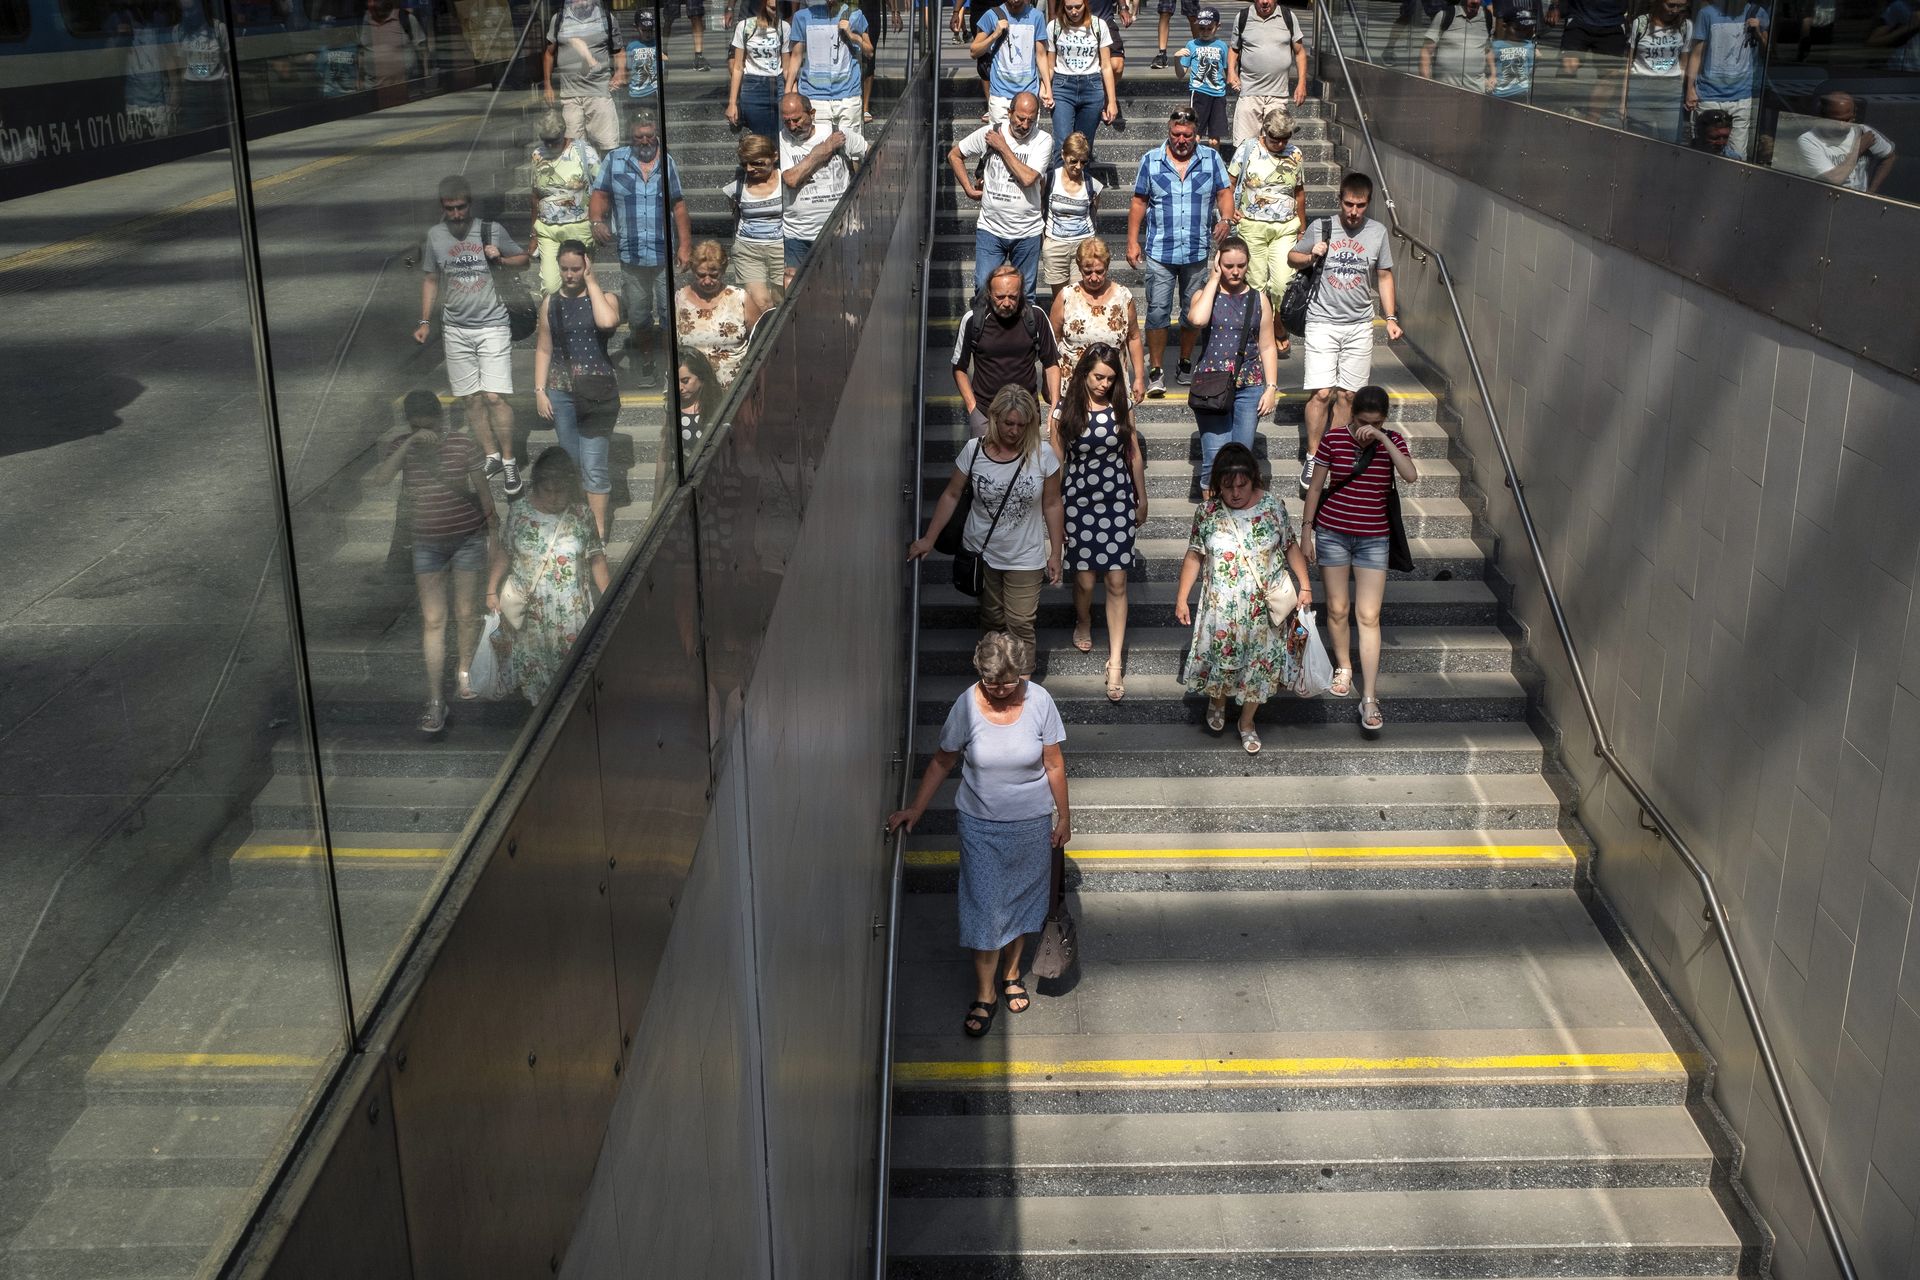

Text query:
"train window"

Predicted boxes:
[[0, 0, 28, 40], [57, 0, 116, 36]]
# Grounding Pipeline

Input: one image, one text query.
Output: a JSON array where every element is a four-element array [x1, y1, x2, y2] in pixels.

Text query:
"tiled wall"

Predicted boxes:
[[1370, 143, 1920, 1280]]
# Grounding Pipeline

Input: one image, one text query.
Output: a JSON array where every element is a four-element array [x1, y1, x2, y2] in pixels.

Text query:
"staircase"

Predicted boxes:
[[885, 42, 1764, 1278]]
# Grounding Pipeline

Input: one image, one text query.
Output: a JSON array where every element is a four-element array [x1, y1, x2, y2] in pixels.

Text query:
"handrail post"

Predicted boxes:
[[1310, 8, 1860, 1279]]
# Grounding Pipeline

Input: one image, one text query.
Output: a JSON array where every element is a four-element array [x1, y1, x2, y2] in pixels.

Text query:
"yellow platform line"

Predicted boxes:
[[0, 118, 469, 276], [905, 844, 1574, 868], [896, 1051, 1689, 1084], [91, 1051, 329, 1075], [234, 842, 450, 862]]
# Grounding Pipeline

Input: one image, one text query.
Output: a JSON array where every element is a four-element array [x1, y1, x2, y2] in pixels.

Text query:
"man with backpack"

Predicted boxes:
[[970, 0, 1051, 125], [1228, 0, 1308, 146], [952, 264, 1063, 436], [788, 0, 874, 135], [358, 0, 429, 95], [1421, 0, 1494, 91], [543, 0, 626, 153], [950, 91, 1055, 302]]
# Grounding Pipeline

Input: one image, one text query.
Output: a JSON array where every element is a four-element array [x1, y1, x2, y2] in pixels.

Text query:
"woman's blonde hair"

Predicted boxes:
[[985, 385, 1045, 460], [973, 631, 1034, 683], [691, 240, 729, 272], [1060, 131, 1092, 166], [738, 133, 777, 167], [1075, 237, 1111, 270]]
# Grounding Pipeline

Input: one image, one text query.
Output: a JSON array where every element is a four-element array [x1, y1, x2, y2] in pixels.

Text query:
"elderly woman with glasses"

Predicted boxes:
[[888, 632, 1071, 1038], [1172, 442, 1311, 754], [674, 240, 765, 391]]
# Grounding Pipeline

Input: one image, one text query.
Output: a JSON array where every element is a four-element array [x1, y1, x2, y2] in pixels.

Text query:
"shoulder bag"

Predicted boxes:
[[1030, 843, 1079, 992], [1278, 216, 1328, 338], [554, 294, 619, 407], [950, 443, 1027, 598], [1314, 434, 1416, 573], [1187, 289, 1256, 414], [482, 221, 539, 343], [975, 3, 1011, 79], [933, 442, 980, 556], [1227, 498, 1299, 625]]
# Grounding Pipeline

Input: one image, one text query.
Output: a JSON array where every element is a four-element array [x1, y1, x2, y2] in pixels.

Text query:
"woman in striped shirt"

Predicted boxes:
[[1300, 383, 1417, 732], [721, 134, 786, 309]]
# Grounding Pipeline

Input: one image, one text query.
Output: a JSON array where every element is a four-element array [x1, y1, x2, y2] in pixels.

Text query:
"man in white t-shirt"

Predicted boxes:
[[949, 91, 1056, 302], [779, 92, 871, 286], [1228, 0, 1308, 146], [1421, 0, 1494, 91], [1793, 90, 1896, 193]]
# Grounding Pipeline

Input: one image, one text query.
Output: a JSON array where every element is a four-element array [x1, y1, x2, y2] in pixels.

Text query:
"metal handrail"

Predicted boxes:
[[1311, 7, 1857, 1277], [871, 17, 938, 1277]]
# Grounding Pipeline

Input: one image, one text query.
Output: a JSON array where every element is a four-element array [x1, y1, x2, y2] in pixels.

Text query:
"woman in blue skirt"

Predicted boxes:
[[887, 632, 1072, 1037]]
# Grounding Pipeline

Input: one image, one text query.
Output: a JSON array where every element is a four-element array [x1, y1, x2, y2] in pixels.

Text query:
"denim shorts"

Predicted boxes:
[[1315, 527, 1389, 570], [413, 528, 489, 575], [784, 236, 812, 270], [1143, 257, 1207, 331]]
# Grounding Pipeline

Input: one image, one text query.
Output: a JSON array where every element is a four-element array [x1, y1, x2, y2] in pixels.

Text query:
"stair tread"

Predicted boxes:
[[920, 770, 1556, 814], [919, 667, 1525, 705], [921, 577, 1496, 608], [921, 535, 1488, 567], [916, 623, 1513, 657], [902, 827, 1582, 854], [891, 1105, 1713, 1173], [913, 718, 1544, 756], [888, 1186, 1741, 1257], [251, 774, 490, 807]]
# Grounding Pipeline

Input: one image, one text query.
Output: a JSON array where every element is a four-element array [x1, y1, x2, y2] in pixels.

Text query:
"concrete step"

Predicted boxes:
[[936, 188, 1341, 232], [886, 1186, 1742, 1276], [920, 455, 1464, 501], [6, 1186, 252, 1280], [915, 719, 1546, 778], [901, 828, 1582, 891], [920, 381, 1439, 429], [250, 773, 490, 835], [227, 829, 452, 892], [269, 719, 520, 778], [47, 1105, 292, 1191], [891, 1105, 1716, 1197], [915, 623, 1516, 677], [921, 534, 1489, 580], [910, 767, 1561, 833], [917, 578, 1500, 629]]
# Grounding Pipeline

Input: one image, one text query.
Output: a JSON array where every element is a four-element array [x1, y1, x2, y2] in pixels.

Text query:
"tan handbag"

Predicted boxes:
[[499, 515, 566, 631], [1228, 501, 1298, 626]]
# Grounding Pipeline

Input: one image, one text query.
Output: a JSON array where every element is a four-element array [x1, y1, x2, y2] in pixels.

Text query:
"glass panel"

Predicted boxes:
[[0, 29, 346, 1279]]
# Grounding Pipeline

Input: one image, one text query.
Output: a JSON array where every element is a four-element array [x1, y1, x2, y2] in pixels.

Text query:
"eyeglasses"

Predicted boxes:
[[1168, 108, 1197, 124]]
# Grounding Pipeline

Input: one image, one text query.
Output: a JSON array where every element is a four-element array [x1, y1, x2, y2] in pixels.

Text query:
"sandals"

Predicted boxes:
[[1360, 697, 1384, 731], [964, 999, 998, 1038], [1239, 725, 1261, 754], [1330, 667, 1352, 697], [1002, 980, 1031, 1014], [1205, 700, 1226, 733], [1104, 659, 1125, 703], [457, 670, 478, 700], [1072, 623, 1094, 652], [418, 699, 447, 734]]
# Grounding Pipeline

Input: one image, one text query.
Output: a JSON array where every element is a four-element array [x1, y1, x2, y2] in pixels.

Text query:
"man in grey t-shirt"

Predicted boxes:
[[416, 174, 531, 496], [544, 0, 626, 152], [1287, 171, 1402, 489], [1421, 0, 1494, 91], [1228, 0, 1308, 145]]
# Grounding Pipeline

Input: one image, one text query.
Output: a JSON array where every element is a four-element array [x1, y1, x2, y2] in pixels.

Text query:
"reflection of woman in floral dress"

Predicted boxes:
[[1048, 238, 1147, 404], [487, 449, 612, 705], [1172, 443, 1314, 754], [674, 240, 766, 391]]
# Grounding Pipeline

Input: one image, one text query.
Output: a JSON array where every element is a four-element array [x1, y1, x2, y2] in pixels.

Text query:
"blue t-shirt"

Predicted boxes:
[[1491, 37, 1533, 97], [1181, 36, 1230, 96], [976, 4, 1049, 98], [789, 3, 869, 98], [1691, 2, 1768, 100], [625, 39, 658, 97]]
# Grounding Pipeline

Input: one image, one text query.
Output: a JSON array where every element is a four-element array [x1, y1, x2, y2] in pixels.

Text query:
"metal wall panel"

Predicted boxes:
[[1333, 58, 1920, 382], [386, 699, 621, 1280]]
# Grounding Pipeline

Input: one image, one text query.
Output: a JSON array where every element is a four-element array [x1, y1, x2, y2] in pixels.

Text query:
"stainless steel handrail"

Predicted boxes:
[[1312, 7, 1857, 1277], [871, 18, 938, 1277]]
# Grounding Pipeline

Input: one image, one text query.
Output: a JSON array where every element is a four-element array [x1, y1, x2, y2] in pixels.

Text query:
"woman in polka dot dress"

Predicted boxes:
[[1050, 342, 1147, 701]]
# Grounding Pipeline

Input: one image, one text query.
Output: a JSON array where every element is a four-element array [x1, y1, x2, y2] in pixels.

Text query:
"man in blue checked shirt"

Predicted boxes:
[[1125, 106, 1232, 397], [589, 114, 692, 388]]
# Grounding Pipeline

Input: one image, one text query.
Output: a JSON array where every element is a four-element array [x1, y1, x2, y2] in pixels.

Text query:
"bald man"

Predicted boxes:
[[778, 92, 870, 285], [1794, 90, 1896, 192], [949, 90, 1054, 301]]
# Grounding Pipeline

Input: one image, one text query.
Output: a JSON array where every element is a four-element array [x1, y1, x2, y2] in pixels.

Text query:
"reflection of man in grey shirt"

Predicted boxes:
[[544, 0, 626, 151], [1422, 0, 1494, 90]]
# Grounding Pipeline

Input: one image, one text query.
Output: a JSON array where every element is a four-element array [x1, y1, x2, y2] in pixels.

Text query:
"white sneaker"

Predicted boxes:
[[1297, 457, 1316, 492]]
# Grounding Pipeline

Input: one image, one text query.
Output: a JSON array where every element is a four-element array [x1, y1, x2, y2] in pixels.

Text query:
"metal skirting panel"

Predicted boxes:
[[1342, 134, 1920, 1280], [1330, 58, 1920, 381]]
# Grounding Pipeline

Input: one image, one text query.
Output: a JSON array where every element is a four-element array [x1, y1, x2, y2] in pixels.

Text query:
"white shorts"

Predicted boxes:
[[811, 94, 864, 135], [987, 94, 1012, 124], [1303, 319, 1375, 392], [444, 324, 514, 397]]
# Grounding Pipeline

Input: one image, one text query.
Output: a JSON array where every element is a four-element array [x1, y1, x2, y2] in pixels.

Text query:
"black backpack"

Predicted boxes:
[[966, 293, 1042, 357], [1234, 3, 1302, 49]]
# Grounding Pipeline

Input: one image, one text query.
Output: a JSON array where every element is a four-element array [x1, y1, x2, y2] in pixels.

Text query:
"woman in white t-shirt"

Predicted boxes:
[[1038, 131, 1104, 302], [721, 133, 785, 308], [726, 0, 789, 140], [909, 385, 1066, 645], [1046, 0, 1118, 163], [1622, 0, 1691, 142]]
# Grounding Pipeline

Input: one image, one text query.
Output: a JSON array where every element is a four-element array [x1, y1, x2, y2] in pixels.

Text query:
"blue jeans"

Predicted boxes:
[[547, 387, 614, 494], [1193, 383, 1264, 489], [1050, 74, 1106, 164], [738, 73, 780, 140], [973, 229, 1044, 302]]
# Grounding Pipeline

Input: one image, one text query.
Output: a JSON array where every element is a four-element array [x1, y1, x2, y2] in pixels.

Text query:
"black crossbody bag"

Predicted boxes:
[[950, 443, 1027, 597], [1279, 216, 1329, 338], [1187, 289, 1256, 415], [1315, 435, 1414, 573]]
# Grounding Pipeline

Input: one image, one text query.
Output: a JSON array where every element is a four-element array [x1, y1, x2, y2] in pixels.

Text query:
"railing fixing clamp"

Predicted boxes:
[[1638, 809, 1663, 839]]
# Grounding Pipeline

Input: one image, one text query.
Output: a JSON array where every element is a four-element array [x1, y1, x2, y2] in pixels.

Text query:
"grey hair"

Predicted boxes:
[[1261, 105, 1294, 139], [536, 109, 567, 138], [973, 631, 1034, 683]]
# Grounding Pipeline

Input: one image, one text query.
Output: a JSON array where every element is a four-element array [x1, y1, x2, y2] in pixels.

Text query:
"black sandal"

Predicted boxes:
[[964, 999, 998, 1038], [1002, 980, 1030, 1014]]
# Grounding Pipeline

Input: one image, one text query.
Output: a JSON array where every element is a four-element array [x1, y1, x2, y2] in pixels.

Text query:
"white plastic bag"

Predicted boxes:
[[1291, 606, 1335, 698], [466, 610, 513, 701]]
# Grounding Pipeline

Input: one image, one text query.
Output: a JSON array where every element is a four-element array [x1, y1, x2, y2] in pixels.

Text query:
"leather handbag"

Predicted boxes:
[[933, 447, 979, 556], [1278, 216, 1328, 338], [951, 443, 1026, 598], [1229, 502, 1298, 626], [555, 296, 619, 407], [1030, 844, 1079, 993], [1187, 289, 1255, 415], [482, 221, 539, 343]]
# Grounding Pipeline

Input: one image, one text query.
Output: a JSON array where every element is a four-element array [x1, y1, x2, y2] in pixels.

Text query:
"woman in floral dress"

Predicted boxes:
[[1172, 443, 1313, 754], [674, 240, 765, 391], [1048, 238, 1147, 405], [487, 449, 611, 705]]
